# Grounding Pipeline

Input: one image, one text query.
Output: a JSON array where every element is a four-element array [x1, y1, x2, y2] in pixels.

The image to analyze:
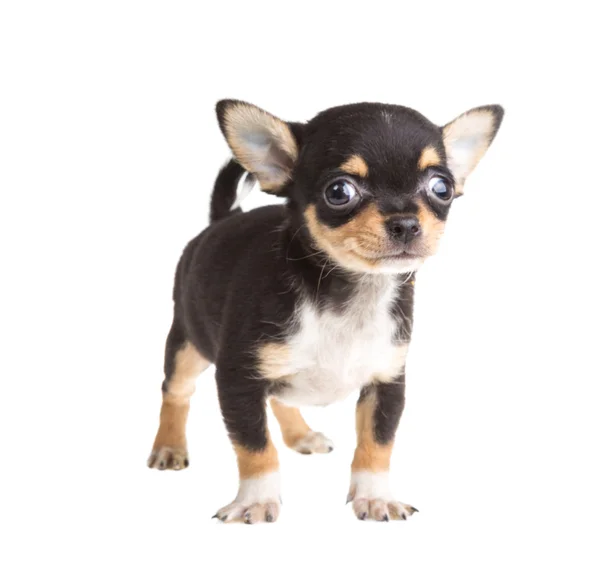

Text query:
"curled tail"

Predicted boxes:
[[209, 159, 256, 223]]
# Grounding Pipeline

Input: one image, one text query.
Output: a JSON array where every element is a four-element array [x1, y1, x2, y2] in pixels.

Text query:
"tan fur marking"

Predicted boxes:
[[351, 391, 393, 472], [257, 342, 292, 380], [222, 103, 297, 191], [151, 342, 210, 451], [304, 203, 388, 272], [416, 201, 446, 256], [152, 402, 190, 450], [234, 439, 279, 479], [167, 342, 211, 400], [340, 154, 369, 178], [418, 145, 441, 170], [269, 398, 311, 448], [372, 344, 409, 384]]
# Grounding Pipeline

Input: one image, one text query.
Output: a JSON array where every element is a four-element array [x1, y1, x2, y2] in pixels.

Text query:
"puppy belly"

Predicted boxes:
[[276, 373, 358, 407]]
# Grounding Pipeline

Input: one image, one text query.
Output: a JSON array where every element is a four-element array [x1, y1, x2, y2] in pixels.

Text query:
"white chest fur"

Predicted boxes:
[[267, 276, 409, 407]]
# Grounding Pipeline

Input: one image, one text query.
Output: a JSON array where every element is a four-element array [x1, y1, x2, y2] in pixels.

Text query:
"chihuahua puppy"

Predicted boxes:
[[147, 100, 503, 523]]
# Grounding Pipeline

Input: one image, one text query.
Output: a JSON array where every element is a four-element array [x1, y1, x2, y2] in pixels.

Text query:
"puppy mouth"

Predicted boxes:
[[341, 237, 428, 270], [369, 252, 420, 260], [353, 248, 423, 262]]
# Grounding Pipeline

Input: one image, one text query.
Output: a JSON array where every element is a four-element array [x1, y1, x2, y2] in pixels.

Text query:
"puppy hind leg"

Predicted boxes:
[[147, 320, 211, 470]]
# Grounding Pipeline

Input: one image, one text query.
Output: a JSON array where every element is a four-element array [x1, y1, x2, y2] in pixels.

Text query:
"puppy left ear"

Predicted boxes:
[[216, 99, 299, 193], [442, 105, 504, 193]]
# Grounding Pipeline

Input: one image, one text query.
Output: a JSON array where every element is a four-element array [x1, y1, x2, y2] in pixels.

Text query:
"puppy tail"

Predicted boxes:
[[209, 159, 256, 223]]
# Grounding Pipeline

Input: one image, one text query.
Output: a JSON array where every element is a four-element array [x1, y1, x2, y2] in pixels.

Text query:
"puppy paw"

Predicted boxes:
[[213, 472, 281, 524], [347, 471, 418, 522], [214, 500, 281, 524], [350, 498, 418, 521], [147, 446, 189, 470], [292, 431, 334, 455]]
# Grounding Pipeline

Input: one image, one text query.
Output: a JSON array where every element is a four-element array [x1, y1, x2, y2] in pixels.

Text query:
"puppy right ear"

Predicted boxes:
[[216, 100, 299, 193]]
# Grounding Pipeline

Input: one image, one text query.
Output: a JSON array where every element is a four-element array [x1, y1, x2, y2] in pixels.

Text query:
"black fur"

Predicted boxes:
[[209, 159, 247, 223], [359, 377, 407, 445]]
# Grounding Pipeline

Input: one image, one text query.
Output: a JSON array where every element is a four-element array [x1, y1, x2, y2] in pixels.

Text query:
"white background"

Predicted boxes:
[[1, 1, 599, 586]]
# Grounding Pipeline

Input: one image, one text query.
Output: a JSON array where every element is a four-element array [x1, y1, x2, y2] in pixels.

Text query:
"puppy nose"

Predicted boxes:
[[385, 216, 421, 243]]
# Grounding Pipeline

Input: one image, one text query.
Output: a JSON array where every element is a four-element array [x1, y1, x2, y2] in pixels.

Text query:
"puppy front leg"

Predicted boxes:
[[348, 377, 418, 522], [214, 368, 280, 524]]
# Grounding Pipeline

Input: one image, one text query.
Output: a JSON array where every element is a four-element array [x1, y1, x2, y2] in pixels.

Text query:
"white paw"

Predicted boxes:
[[350, 498, 417, 521], [214, 500, 280, 524], [213, 472, 281, 524], [293, 431, 334, 454], [347, 471, 418, 522]]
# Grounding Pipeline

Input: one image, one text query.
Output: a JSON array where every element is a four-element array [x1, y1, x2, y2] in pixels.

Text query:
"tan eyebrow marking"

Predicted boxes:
[[340, 154, 369, 178], [418, 146, 441, 170]]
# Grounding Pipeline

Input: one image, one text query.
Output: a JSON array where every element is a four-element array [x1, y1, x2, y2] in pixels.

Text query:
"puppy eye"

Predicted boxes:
[[428, 176, 453, 201], [324, 180, 359, 209]]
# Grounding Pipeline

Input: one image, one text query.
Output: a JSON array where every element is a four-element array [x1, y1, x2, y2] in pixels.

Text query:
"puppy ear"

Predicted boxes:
[[442, 105, 504, 193], [216, 99, 299, 193]]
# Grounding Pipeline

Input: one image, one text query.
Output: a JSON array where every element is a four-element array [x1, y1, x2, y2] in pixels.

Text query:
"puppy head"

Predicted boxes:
[[216, 100, 503, 274]]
